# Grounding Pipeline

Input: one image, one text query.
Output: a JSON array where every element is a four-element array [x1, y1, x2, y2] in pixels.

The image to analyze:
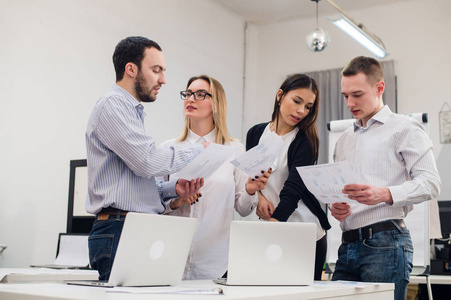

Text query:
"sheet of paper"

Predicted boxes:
[[174, 143, 237, 181], [313, 280, 381, 289], [230, 131, 284, 178], [53, 235, 89, 267], [107, 287, 223, 295], [0, 268, 97, 283], [296, 160, 357, 204]]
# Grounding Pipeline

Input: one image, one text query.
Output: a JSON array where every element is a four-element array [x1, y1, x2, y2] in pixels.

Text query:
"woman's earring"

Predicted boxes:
[[277, 101, 281, 106]]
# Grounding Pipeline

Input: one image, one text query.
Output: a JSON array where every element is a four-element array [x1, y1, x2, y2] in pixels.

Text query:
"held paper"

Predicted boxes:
[[230, 132, 284, 178], [296, 160, 357, 204], [174, 143, 237, 181]]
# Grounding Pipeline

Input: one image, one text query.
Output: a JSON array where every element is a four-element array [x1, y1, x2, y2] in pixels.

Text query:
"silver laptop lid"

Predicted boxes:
[[108, 213, 197, 286], [226, 221, 316, 286]]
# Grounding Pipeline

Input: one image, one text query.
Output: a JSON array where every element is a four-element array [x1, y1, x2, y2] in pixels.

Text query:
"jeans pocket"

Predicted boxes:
[[363, 232, 396, 250], [88, 234, 114, 277], [403, 244, 414, 279]]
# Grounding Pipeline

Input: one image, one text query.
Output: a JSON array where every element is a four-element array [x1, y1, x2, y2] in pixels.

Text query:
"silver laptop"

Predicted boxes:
[[214, 220, 316, 286], [66, 212, 197, 287]]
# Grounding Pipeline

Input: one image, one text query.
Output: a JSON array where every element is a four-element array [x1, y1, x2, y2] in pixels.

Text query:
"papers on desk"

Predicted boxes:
[[31, 235, 89, 269], [296, 160, 358, 204], [107, 287, 224, 295], [174, 143, 238, 181], [231, 131, 284, 178], [54, 235, 89, 267], [313, 280, 382, 289], [0, 268, 98, 283]]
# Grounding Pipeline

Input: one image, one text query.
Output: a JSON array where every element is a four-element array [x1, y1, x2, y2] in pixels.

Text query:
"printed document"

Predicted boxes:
[[296, 160, 357, 204], [175, 143, 237, 181], [230, 131, 284, 178]]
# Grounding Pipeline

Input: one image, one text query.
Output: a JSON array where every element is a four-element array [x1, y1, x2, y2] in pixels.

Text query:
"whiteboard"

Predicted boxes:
[[326, 113, 430, 273]]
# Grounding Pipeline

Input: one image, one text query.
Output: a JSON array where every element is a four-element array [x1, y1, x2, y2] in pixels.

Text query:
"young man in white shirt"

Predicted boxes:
[[330, 56, 441, 300]]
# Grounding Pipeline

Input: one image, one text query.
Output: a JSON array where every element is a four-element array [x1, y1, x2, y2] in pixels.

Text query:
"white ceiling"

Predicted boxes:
[[210, 0, 411, 25]]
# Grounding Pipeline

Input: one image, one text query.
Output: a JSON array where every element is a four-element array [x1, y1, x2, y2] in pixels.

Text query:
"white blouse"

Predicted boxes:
[[160, 129, 257, 280], [259, 124, 325, 240]]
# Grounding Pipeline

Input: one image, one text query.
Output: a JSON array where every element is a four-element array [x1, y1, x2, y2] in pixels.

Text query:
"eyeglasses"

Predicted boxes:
[[180, 90, 212, 101]]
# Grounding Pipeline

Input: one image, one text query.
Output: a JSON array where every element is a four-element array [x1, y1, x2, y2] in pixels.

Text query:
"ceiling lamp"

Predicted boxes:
[[305, 0, 330, 53], [327, 0, 388, 58]]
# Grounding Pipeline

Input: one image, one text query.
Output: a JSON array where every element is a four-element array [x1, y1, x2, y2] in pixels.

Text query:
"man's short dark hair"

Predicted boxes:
[[342, 56, 384, 85], [113, 36, 162, 82]]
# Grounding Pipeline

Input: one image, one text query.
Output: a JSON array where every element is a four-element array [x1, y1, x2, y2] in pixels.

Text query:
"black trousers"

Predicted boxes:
[[314, 234, 327, 281]]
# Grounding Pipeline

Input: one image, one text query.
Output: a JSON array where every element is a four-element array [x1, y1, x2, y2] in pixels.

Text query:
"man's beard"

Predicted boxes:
[[135, 71, 156, 103]]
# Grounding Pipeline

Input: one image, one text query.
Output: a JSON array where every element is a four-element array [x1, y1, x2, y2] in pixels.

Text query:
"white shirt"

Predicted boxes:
[[334, 105, 441, 231], [260, 124, 326, 240], [161, 129, 257, 280]]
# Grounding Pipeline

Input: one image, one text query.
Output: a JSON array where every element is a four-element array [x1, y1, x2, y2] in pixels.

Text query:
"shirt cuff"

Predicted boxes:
[[161, 178, 178, 200], [387, 185, 403, 207], [247, 189, 258, 206], [163, 198, 177, 214]]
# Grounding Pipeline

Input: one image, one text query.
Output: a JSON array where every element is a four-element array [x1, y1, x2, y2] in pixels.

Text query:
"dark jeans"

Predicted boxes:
[[88, 215, 126, 281], [332, 226, 413, 300]]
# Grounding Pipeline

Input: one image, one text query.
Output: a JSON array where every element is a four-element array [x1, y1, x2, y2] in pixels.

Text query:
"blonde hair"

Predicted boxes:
[[177, 75, 235, 145]]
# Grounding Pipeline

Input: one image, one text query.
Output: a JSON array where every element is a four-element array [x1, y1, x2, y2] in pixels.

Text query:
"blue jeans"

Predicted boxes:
[[88, 215, 125, 281], [332, 224, 413, 300]]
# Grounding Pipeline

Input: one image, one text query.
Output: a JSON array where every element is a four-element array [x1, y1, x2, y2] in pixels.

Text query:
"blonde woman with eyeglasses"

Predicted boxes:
[[160, 75, 272, 280]]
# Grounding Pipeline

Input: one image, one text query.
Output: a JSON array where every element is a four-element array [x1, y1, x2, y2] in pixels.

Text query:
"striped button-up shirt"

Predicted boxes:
[[85, 84, 203, 215], [334, 105, 441, 231]]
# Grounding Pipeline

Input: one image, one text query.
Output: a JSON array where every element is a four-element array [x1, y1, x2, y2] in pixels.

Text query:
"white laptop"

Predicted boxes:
[[66, 212, 197, 287], [214, 220, 316, 286]]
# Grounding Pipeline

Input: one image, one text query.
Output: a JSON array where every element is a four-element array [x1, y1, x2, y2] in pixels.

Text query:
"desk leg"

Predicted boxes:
[[426, 276, 433, 300]]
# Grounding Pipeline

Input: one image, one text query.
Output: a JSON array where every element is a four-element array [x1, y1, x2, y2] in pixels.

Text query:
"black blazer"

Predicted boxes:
[[246, 123, 331, 230]]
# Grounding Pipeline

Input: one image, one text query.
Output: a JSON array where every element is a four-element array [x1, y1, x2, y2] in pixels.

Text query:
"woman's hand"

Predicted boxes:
[[245, 168, 272, 195], [169, 192, 202, 210], [256, 191, 274, 220]]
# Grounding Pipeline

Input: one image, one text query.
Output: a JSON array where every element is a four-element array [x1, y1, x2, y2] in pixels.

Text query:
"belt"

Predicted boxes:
[[96, 207, 128, 220], [342, 219, 406, 244]]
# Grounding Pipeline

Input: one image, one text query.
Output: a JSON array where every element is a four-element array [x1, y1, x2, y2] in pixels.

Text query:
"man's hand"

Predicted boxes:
[[343, 184, 393, 205], [245, 168, 273, 195], [175, 178, 204, 198], [330, 202, 351, 222], [256, 191, 274, 220]]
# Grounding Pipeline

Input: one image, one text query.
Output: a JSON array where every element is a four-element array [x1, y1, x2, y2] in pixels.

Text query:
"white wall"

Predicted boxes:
[[244, 0, 451, 200], [0, 0, 245, 267]]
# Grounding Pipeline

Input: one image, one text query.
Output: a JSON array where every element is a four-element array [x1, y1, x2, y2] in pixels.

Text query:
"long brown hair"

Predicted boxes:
[[271, 74, 320, 163]]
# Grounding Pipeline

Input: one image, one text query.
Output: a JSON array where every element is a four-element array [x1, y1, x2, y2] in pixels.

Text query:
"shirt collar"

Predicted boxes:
[[187, 128, 216, 144], [353, 105, 391, 131], [111, 84, 147, 118]]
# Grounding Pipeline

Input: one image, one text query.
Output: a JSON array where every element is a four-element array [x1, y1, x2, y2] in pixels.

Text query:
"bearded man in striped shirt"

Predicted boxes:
[[85, 37, 207, 280]]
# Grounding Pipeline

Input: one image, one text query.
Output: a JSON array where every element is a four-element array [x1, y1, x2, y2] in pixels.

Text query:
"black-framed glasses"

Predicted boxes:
[[180, 90, 212, 101]]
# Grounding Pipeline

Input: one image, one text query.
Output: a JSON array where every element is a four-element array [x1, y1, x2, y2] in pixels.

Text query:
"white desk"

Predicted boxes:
[[410, 275, 451, 285], [0, 280, 393, 300]]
